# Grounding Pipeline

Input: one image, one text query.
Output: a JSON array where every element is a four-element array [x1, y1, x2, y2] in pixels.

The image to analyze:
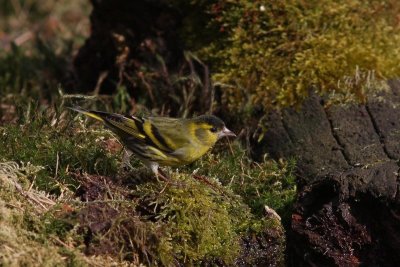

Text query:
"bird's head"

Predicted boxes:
[[191, 115, 236, 146]]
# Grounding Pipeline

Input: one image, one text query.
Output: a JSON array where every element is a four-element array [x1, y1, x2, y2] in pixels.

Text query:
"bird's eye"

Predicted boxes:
[[210, 127, 218, 133]]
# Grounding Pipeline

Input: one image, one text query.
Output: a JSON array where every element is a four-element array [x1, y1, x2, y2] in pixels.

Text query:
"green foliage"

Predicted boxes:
[[193, 0, 400, 110]]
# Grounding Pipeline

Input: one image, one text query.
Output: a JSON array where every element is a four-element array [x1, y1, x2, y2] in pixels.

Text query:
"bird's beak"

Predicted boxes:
[[219, 127, 236, 138]]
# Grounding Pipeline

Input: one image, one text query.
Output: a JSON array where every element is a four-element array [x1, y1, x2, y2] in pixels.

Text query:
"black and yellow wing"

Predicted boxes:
[[69, 107, 184, 165]]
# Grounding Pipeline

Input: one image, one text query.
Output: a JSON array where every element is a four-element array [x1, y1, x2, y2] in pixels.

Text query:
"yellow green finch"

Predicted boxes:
[[69, 107, 236, 177]]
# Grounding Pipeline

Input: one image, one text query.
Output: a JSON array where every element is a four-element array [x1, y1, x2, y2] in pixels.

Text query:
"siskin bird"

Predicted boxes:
[[69, 107, 236, 178]]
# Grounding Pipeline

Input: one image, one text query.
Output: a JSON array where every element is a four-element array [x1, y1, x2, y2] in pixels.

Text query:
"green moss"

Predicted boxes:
[[0, 161, 80, 266], [73, 142, 293, 265], [0, 109, 120, 192], [136, 174, 246, 264], [42, 212, 75, 239], [189, 142, 297, 222], [187, 0, 400, 110]]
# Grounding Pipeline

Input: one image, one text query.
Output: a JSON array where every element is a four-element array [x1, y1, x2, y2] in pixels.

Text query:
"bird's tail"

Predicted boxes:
[[68, 107, 152, 143], [68, 106, 106, 122]]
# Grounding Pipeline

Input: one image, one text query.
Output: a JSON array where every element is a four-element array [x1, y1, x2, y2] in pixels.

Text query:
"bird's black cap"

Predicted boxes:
[[194, 115, 225, 129]]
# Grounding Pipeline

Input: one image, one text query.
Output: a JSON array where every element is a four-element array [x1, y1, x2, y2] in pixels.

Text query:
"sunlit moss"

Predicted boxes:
[[192, 0, 400, 110], [136, 174, 246, 264]]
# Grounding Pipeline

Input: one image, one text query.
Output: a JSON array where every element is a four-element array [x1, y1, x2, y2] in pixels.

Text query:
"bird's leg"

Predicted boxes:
[[149, 162, 172, 182], [148, 162, 167, 181], [121, 149, 133, 169], [148, 162, 184, 187]]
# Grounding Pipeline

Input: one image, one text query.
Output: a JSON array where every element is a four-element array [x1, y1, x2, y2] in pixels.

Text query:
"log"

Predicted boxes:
[[258, 81, 400, 266]]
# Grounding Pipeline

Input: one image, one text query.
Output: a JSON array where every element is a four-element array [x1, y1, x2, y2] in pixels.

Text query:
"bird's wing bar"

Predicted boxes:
[[70, 107, 175, 153], [147, 117, 192, 151], [141, 119, 175, 152], [104, 114, 175, 153], [105, 115, 147, 140]]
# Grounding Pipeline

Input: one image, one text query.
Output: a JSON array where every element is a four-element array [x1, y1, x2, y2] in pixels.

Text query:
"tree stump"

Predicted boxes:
[[258, 80, 400, 266]]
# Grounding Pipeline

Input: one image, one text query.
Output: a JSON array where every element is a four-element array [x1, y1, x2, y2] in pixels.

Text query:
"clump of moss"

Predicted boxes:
[[77, 142, 294, 265], [136, 173, 248, 264], [0, 161, 82, 266], [0, 160, 142, 267], [189, 141, 297, 222], [76, 172, 252, 266], [196, 0, 400, 110]]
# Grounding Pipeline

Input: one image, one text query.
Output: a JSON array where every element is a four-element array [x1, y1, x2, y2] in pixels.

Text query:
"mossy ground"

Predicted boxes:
[[0, 0, 314, 265], [5, 0, 398, 264], [0, 107, 295, 265]]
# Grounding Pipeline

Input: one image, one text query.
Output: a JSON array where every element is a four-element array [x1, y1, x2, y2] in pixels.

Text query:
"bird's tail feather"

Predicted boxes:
[[68, 107, 148, 141], [68, 107, 106, 122]]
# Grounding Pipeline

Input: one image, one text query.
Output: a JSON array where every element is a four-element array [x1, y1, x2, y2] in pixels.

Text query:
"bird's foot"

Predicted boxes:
[[157, 168, 171, 181]]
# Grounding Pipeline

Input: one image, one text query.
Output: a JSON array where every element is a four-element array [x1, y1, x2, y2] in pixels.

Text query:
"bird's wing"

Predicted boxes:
[[71, 107, 204, 166], [123, 117, 190, 165], [70, 107, 195, 163], [71, 107, 191, 152], [70, 107, 148, 141], [146, 117, 192, 151]]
